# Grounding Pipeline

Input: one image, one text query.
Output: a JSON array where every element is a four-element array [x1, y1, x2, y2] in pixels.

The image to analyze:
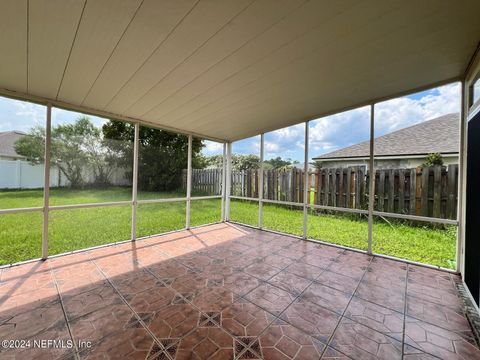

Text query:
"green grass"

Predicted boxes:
[[0, 189, 456, 269]]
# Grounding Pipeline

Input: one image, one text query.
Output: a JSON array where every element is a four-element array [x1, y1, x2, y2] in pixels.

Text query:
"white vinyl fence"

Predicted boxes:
[[0, 160, 129, 189]]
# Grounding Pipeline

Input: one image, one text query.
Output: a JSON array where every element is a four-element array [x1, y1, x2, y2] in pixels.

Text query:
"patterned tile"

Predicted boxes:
[[262, 254, 295, 270], [344, 297, 404, 339], [177, 327, 236, 359], [406, 296, 471, 332], [299, 282, 351, 315], [267, 271, 312, 296], [315, 270, 360, 295], [245, 263, 281, 281], [149, 304, 200, 339], [330, 318, 403, 359], [147, 338, 179, 360], [404, 316, 480, 359], [220, 300, 274, 338], [192, 287, 236, 312], [285, 262, 323, 281], [245, 283, 296, 316], [355, 281, 406, 313], [259, 319, 326, 359], [198, 312, 222, 327], [223, 272, 263, 296], [235, 336, 263, 359], [280, 299, 341, 343]]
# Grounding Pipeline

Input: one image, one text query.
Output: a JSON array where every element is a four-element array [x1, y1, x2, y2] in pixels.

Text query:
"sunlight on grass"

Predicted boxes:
[[0, 212, 42, 264], [136, 202, 186, 238], [230, 199, 258, 227], [0, 189, 457, 268], [190, 199, 221, 228], [49, 206, 131, 256]]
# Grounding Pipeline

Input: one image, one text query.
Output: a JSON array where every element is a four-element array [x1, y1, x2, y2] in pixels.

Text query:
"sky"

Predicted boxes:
[[225, 82, 461, 161], [0, 82, 461, 161]]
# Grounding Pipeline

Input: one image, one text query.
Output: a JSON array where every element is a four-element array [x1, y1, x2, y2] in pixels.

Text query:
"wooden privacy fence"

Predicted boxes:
[[186, 165, 459, 220], [182, 168, 223, 195]]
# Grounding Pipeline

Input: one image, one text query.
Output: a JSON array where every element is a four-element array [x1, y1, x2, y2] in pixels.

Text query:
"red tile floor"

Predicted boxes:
[[0, 223, 479, 359]]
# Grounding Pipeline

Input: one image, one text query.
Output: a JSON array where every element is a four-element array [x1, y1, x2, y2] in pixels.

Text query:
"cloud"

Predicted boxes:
[[375, 83, 460, 136], [264, 123, 304, 160], [308, 82, 460, 158], [202, 140, 223, 156]]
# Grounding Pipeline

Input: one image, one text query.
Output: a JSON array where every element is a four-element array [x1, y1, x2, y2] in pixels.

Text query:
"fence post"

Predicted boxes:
[[303, 122, 309, 239], [131, 123, 139, 240], [42, 104, 52, 260], [367, 104, 375, 255]]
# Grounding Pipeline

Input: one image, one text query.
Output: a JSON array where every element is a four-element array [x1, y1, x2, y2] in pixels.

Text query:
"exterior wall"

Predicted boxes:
[[316, 155, 459, 170], [0, 160, 130, 189]]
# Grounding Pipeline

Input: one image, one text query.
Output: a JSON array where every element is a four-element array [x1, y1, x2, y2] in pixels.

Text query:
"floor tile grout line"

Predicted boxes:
[[319, 254, 375, 358], [46, 261, 81, 360], [235, 246, 350, 358], [88, 257, 177, 360]]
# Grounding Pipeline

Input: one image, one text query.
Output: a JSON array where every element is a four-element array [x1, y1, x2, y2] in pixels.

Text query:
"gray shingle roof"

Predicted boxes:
[[313, 113, 459, 160], [0, 131, 26, 158]]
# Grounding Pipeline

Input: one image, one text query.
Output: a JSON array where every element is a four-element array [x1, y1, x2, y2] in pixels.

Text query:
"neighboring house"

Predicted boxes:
[[0, 130, 26, 160], [313, 113, 459, 169]]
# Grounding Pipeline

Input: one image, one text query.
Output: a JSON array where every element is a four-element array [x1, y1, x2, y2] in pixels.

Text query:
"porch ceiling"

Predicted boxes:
[[0, 0, 479, 141]]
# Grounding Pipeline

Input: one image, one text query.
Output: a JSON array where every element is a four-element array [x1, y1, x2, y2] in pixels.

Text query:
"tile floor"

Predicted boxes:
[[0, 223, 479, 359]]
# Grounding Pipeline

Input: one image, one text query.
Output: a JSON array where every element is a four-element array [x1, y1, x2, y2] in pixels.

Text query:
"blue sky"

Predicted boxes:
[[1, 82, 460, 161], [223, 82, 461, 162]]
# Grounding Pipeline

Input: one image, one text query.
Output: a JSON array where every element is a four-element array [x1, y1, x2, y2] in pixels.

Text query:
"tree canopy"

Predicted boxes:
[[102, 120, 204, 191], [15, 116, 120, 188]]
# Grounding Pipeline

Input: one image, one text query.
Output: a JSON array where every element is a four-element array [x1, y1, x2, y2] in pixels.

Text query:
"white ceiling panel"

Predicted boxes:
[[0, 0, 478, 141], [105, 0, 253, 114], [81, 0, 197, 109], [0, 0, 27, 92], [56, 0, 142, 103], [125, 0, 306, 117], [28, 0, 85, 98]]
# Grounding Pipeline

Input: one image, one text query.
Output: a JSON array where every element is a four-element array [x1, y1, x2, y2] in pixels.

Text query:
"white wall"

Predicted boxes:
[[0, 160, 130, 189]]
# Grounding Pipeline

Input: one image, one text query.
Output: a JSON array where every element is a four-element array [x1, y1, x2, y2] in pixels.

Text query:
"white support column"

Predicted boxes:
[[42, 104, 52, 260], [186, 134, 193, 229], [225, 142, 232, 221], [258, 134, 265, 228], [367, 104, 375, 254], [303, 122, 309, 239], [458, 80, 468, 275], [221, 142, 227, 221], [131, 123, 140, 240]]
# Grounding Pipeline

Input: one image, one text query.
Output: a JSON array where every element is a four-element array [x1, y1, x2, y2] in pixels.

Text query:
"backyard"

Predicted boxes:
[[0, 188, 456, 269]]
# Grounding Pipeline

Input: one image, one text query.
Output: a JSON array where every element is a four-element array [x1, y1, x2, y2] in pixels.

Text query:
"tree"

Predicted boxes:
[[15, 116, 116, 188], [102, 120, 204, 191], [264, 156, 296, 169], [423, 153, 444, 167]]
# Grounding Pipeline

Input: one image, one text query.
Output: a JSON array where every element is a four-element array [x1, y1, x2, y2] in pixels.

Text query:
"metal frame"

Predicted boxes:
[[185, 134, 193, 229], [226, 81, 463, 272], [367, 104, 375, 254], [42, 104, 52, 259], [303, 122, 309, 238], [131, 123, 140, 240], [0, 76, 467, 270], [258, 134, 264, 228]]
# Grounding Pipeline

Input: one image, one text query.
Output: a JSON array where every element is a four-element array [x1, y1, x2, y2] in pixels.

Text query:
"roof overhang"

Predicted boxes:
[[314, 152, 460, 162], [0, 1, 479, 142]]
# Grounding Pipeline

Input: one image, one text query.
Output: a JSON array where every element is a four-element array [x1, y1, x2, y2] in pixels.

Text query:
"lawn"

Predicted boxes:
[[0, 189, 456, 269]]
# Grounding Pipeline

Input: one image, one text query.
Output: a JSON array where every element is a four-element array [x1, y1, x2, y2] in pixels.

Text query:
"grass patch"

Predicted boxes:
[[0, 190, 456, 269]]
